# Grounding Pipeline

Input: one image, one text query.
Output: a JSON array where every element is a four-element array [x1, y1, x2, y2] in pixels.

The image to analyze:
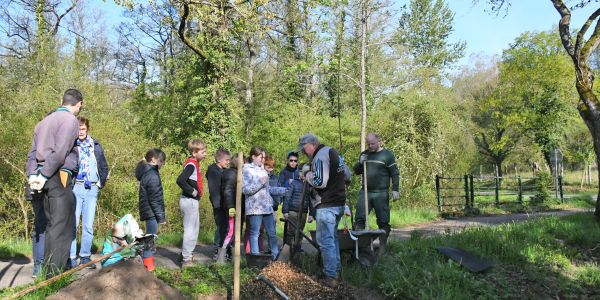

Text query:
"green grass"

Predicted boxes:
[[0, 273, 75, 300], [155, 262, 256, 296], [0, 238, 32, 258], [155, 230, 213, 247], [304, 212, 600, 300]]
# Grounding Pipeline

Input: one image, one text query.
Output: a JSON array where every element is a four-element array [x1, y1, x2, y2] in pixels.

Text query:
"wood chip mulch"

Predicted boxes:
[[241, 262, 358, 300]]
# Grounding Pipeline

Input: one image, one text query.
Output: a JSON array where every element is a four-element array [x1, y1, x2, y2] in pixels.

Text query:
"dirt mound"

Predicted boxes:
[[242, 262, 359, 300], [47, 260, 184, 300]]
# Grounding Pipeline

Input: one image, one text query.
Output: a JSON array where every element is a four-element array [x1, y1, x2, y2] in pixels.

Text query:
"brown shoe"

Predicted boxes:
[[322, 277, 339, 289]]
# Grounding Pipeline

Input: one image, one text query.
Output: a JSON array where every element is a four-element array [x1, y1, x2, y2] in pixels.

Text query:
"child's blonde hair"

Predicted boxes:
[[188, 139, 206, 154]]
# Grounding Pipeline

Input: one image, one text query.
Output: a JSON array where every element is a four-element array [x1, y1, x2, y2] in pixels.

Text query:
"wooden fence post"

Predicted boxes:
[[436, 175, 441, 212]]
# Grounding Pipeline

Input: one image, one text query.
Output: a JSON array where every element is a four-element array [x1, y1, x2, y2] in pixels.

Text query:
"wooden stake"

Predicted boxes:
[[233, 152, 243, 300], [363, 160, 369, 230]]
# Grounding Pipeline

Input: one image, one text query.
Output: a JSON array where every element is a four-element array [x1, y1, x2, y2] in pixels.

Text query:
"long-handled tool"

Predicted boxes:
[[8, 243, 134, 300], [257, 274, 290, 300], [292, 181, 308, 258], [363, 159, 369, 230]]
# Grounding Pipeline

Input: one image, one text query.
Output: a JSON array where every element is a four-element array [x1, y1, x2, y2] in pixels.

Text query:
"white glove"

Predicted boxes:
[[359, 154, 368, 164], [28, 175, 37, 193], [301, 164, 310, 175], [29, 174, 47, 191], [307, 216, 314, 223], [392, 191, 400, 201], [192, 189, 198, 197], [283, 213, 289, 219]]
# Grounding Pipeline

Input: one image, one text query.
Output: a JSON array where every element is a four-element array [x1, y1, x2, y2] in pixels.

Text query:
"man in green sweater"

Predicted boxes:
[[353, 133, 400, 255]]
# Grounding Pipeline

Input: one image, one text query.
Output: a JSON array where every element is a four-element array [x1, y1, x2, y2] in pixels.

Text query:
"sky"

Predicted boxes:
[[91, 0, 600, 67], [446, 0, 599, 64]]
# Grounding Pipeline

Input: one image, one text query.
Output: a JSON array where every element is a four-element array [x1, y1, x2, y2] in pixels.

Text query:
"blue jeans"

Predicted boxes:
[[144, 218, 158, 258], [248, 214, 278, 259], [316, 206, 344, 278], [70, 183, 99, 260]]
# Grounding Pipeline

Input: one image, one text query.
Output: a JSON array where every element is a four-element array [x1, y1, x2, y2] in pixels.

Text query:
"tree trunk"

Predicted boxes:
[[246, 35, 255, 105], [359, 0, 368, 151], [551, 0, 600, 219]]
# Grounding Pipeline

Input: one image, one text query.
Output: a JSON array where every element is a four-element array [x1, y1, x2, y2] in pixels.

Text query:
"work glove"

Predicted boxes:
[[59, 170, 70, 188], [392, 191, 400, 201], [301, 164, 311, 176], [307, 216, 314, 223], [28, 175, 38, 193], [192, 189, 198, 198], [359, 153, 368, 164], [283, 213, 289, 219], [229, 208, 236, 217], [29, 174, 47, 191]]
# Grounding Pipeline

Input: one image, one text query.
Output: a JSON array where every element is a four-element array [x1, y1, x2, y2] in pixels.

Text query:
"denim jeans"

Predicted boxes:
[[316, 205, 344, 278], [248, 214, 278, 259], [70, 183, 99, 260], [144, 218, 158, 258]]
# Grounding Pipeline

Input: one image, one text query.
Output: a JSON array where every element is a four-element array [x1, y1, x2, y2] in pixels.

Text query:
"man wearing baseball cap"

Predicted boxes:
[[297, 133, 346, 288]]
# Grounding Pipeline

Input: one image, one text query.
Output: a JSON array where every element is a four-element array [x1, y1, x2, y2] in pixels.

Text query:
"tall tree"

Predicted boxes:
[[480, 0, 600, 219], [500, 30, 577, 170], [395, 0, 465, 76]]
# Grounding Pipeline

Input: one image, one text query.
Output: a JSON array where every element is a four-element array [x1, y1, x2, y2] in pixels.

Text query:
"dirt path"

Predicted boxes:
[[389, 208, 591, 241], [0, 208, 591, 290]]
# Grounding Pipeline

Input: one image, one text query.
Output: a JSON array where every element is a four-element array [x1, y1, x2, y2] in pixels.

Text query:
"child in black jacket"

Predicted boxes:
[[135, 148, 166, 271]]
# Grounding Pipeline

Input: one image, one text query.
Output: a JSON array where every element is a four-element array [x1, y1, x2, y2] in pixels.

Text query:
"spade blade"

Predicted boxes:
[[436, 246, 494, 273]]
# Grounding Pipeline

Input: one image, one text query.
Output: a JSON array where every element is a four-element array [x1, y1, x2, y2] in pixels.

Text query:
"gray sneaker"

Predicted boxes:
[[181, 259, 194, 269]]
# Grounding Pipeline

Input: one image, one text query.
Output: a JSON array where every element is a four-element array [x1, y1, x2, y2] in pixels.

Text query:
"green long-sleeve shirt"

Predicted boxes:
[[353, 149, 400, 192]]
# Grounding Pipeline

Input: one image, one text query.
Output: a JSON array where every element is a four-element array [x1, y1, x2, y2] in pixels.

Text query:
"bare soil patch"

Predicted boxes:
[[46, 260, 184, 300]]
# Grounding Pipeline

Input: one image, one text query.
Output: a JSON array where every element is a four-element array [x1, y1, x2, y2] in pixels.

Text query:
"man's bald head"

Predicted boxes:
[[366, 133, 381, 152]]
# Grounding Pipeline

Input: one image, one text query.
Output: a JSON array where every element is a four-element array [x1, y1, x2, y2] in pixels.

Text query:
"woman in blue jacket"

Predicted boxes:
[[70, 117, 109, 269]]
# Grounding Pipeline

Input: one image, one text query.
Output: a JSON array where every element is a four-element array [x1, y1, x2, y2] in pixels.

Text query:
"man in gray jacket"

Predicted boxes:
[[26, 89, 83, 276], [298, 133, 347, 288]]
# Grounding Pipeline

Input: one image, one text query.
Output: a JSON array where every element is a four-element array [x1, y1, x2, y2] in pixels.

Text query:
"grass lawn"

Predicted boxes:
[[155, 263, 256, 297], [0, 238, 32, 258], [298, 212, 600, 299]]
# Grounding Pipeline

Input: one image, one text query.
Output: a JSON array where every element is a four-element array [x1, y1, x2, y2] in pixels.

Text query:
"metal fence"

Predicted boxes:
[[435, 175, 564, 212]]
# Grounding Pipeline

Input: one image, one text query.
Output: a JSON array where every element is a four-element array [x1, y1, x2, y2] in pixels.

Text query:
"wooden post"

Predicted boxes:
[[517, 176, 522, 203], [233, 152, 243, 300], [435, 175, 441, 212], [495, 176, 500, 205], [469, 175, 475, 208], [463, 175, 470, 209], [363, 161, 369, 230]]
